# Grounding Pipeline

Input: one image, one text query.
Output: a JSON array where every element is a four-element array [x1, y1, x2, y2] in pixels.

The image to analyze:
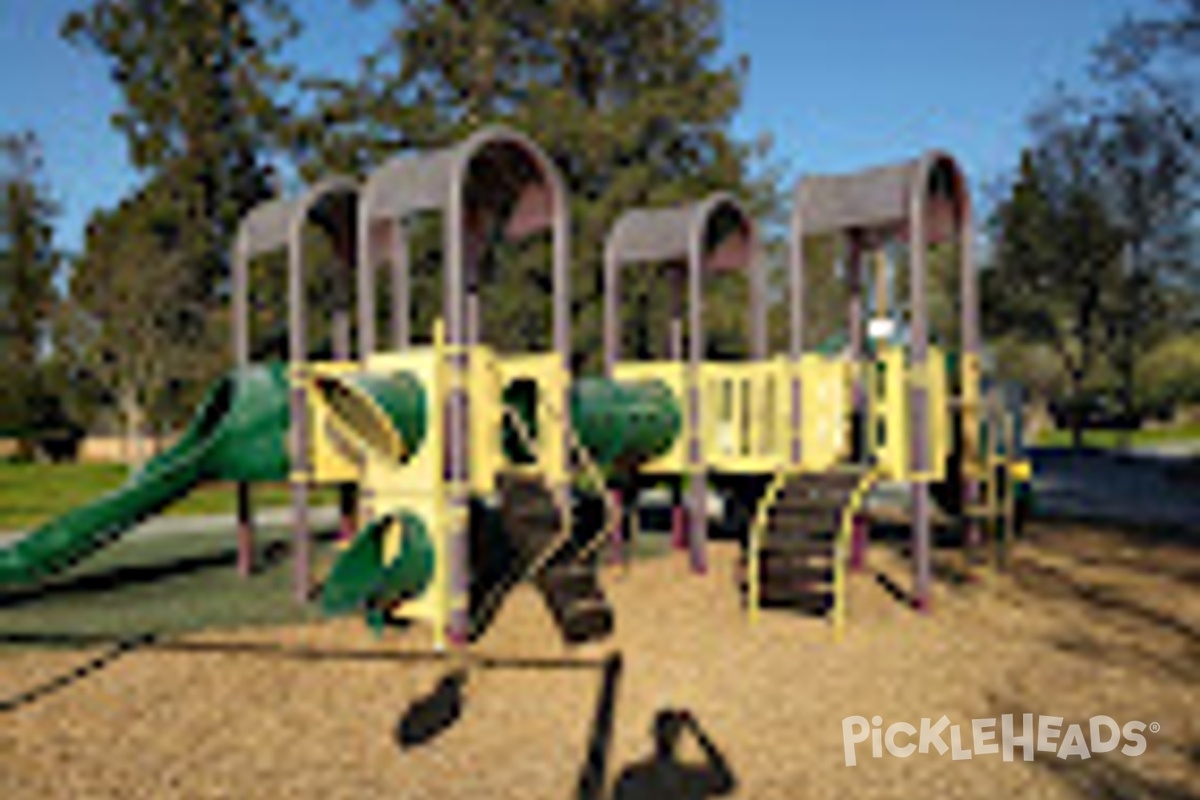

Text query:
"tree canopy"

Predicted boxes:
[[3, 0, 1193, 450], [294, 0, 771, 368], [0, 132, 62, 453], [985, 0, 1199, 440]]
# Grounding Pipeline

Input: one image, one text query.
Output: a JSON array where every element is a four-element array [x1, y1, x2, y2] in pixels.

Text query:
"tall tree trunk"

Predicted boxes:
[[119, 385, 146, 474], [1068, 365, 1086, 452]]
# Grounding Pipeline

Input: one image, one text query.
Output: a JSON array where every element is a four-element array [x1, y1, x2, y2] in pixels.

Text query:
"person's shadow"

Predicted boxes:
[[611, 709, 736, 800]]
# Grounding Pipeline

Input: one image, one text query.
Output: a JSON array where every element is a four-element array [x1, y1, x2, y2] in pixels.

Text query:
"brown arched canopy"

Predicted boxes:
[[357, 125, 569, 361], [603, 192, 761, 373], [603, 192, 760, 574], [790, 151, 975, 611], [790, 152, 972, 361], [230, 175, 360, 603], [232, 176, 360, 366]]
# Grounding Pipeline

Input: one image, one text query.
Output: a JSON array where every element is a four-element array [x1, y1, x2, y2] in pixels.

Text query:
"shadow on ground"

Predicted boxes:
[[1, 631, 612, 716], [607, 708, 736, 800], [989, 692, 1199, 800], [0, 633, 156, 713], [396, 670, 467, 748]]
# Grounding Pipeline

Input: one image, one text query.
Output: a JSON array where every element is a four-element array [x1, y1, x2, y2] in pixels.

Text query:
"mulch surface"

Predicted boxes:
[[2, 521, 1198, 799]]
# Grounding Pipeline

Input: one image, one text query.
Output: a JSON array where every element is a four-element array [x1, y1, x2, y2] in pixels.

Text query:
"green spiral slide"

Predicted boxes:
[[0, 364, 291, 586]]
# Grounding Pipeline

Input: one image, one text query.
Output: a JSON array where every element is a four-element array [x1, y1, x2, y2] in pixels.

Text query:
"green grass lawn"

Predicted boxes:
[[0, 461, 337, 531], [0, 525, 332, 648], [1032, 420, 1200, 449]]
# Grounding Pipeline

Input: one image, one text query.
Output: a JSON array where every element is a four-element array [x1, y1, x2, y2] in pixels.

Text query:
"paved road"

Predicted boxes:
[[1028, 446, 1200, 529]]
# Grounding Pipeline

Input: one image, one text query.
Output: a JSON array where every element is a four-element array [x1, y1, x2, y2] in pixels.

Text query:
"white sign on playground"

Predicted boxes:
[[841, 714, 1157, 766]]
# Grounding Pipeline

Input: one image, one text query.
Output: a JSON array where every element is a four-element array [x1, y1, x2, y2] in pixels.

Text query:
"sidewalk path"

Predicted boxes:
[[0, 506, 339, 545]]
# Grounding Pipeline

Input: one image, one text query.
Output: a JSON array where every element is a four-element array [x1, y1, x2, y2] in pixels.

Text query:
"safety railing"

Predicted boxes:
[[746, 468, 790, 626], [832, 468, 881, 643]]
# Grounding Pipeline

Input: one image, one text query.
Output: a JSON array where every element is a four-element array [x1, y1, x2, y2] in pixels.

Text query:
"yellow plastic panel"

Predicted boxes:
[[467, 346, 502, 494], [867, 346, 909, 480], [925, 346, 949, 481], [700, 360, 784, 473], [497, 352, 569, 488], [799, 354, 851, 471], [304, 361, 364, 484], [347, 345, 451, 648]]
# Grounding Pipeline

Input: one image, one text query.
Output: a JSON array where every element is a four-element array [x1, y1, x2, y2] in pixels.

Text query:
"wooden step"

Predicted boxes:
[[789, 469, 867, 490], [775, 486, 855, 510], [539, 564, 600, 596], [539, 568, 604, 606], [740, 562, 831, 589], [774, 472, 864, 509], [538, 585, 613, 645], [505, 506, 561, 529], [759, 592, 834, 615], [746, 538, 834, 560], [752, 557, 834, 583], [753, 537, 830, 563], [766, 505, 842, 532], [557, 599, 614, 644], [768, 525, 835, 544], [740, 579, 833, 615]]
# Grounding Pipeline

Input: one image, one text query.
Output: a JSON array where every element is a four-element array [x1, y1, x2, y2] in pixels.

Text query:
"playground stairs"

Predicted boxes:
[[742, 467, 867, 615], [497, 473, 614, 645]]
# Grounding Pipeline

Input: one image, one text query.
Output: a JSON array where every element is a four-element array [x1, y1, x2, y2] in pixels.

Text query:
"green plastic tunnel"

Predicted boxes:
[[569, 378, 683, 468], [320, 510, 435, 616]]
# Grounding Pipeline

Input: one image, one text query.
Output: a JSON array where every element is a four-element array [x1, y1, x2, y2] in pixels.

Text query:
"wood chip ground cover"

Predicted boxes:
[[1, 523, 1197, 799]]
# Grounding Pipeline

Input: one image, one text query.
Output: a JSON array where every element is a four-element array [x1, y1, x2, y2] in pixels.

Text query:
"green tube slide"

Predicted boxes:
[[0, 364, 291, 586], [570, 378, 683, 468], [319, 511, 434, 616]]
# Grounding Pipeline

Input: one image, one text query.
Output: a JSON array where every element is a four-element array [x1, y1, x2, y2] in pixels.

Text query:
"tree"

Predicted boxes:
[[62, 0, 298, 398], [296, 0, 771, 368], [1091, 1, 1199, 424], [1092, 101, 1196, 425], [988, 1, 1199, 449], [1136, 331, 1200, 415], [0, 132, 61, 458], [1093, 0, 1199, 156], [987, 123, 1126, 448], [57, 187, 201, 466]]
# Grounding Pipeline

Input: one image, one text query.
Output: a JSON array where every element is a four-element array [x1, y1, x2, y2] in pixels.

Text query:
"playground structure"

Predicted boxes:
[[0, 125, 1030, 649]]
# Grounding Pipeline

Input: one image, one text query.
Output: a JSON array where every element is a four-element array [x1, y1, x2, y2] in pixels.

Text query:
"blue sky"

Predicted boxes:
[[1, 0, 1146, 252]]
